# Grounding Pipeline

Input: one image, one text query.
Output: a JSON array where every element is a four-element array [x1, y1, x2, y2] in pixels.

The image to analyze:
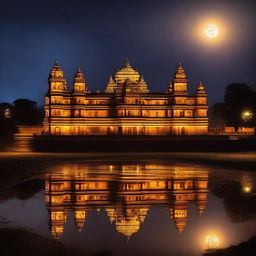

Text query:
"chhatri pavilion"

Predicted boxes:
[[44, 59, 208, 135]]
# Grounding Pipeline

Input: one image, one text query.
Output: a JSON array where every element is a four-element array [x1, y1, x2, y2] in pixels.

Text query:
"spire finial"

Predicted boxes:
[[126, 235, 131, 244], [198, 81, 204, 87], [53, 60, 60, 68], [74, 67, 84, 79], [51, 60, 62, 72], [173, 61, 186, 79], [108, 75, 114, 82], [125, 58, 131, 67], [197, 81, 205, 91], [177, 61, 184, 70], [139, 76, 145, 83]]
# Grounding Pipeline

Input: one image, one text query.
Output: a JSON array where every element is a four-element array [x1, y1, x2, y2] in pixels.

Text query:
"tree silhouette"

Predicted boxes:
[[13, 99, 44, 125], [212, 83, 256, 130], [0, 103, 18, 140]]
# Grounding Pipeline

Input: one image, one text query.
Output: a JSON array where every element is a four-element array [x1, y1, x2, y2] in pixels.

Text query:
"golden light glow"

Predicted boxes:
[[242, 111, 253, 121], [204, 24, 219, 38], [193, 16, 228, 46], [243, 186, 252, 193], [198, 229, 226, 251], [4, 108, 11, 118], [241, 175, 253, 193], [205, 233, 220, 249], [45, 164, 209, 239]]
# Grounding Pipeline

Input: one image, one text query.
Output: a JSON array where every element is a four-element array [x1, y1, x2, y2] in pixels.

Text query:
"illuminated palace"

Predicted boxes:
[[44, 60, 208, 135], [45, 164, 208, 240]]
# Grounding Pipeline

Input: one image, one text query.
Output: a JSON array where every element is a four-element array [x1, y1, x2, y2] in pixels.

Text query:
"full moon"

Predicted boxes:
[[204, 24, 219, 38]]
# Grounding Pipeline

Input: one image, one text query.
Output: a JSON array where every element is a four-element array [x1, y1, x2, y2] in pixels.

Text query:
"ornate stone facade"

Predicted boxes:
[[44, 60, 208, 135]]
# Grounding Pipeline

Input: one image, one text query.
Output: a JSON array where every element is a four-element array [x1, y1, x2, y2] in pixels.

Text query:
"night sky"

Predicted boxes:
[[0, 0, 256, 106]]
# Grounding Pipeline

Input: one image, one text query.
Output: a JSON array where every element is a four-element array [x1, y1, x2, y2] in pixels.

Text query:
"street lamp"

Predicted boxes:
[[241, 110, 256, 136], [243, 186, 252, 193], [241, 111, 253, 122], [4, 108, 11, 118]]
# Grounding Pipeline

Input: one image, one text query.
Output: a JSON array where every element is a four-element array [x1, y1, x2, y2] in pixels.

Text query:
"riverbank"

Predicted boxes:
[[0, 228, 89, 256], [33, 135, 256, 152]]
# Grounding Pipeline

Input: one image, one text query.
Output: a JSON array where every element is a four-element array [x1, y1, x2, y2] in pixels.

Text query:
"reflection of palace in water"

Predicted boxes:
[[45, 164, 208, 240]]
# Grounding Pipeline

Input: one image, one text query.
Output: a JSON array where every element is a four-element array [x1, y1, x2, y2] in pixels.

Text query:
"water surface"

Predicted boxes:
[[1, 160, 256, 256]]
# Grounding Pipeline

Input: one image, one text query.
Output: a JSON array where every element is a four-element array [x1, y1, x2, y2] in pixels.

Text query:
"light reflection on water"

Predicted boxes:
[[1, 162, 256, 256], [45, 164, 208, 239]]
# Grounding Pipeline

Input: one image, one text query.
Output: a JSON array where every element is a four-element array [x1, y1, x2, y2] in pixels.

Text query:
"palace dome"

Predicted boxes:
[[106, 206, 148, 239], [114, 59, 140, 84], [105, 59, 149, 93], [115, 218, 141, 239]]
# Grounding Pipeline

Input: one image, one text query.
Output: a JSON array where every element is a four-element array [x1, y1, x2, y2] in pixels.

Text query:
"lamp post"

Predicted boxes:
[[241, 110, 254, 135], [4, 108, 11, 119], [241, 111, 253, 122]]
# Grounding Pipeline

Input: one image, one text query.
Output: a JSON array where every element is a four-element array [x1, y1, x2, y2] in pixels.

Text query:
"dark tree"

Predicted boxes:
[[210, 103, 227, 128], [224, 83, 255, 130], [13, 99, 44, 125], [210, 83, 256, 130]]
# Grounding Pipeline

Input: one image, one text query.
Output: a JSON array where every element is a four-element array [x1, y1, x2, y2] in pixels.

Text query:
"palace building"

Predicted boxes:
[[44, 60, 208, 135]]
